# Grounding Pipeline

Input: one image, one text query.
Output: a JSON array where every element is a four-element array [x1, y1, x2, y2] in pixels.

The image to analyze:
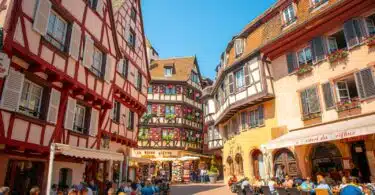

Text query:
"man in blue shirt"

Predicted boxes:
[[141, 180, 155, 195], [340, 177, 363, 195]]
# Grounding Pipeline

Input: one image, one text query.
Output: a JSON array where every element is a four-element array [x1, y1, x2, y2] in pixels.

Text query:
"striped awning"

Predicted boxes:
[[54, 143, 124, 161]]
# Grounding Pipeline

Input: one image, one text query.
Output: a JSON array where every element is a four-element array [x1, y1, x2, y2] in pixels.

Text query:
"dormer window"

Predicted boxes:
[[235, 39, 244, 58], [191, 71, 199, 83], [164, 67, 173, 77], [282, 4, 296, 27]]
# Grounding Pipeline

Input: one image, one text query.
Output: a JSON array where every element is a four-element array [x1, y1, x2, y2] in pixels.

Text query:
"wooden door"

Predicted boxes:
[[274, 150, 298, 177]]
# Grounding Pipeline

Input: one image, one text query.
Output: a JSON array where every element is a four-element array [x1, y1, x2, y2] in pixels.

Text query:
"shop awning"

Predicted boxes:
[[266, 114, 375, 150], [54, 143, 124, 161], [128, 157, 153, 163]]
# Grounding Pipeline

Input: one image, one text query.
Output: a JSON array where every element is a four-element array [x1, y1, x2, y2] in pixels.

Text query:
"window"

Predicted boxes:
[[297, 47, 312, 66], [191, 71, 199, 83], [87, 0, 98, 9], [235, 69, 245, 89], [46, 11, 68, 51], [223, 124, 228, 139], [136, 71, 142, 91], [112, 101, 120, 123], [130, 7, 137, 21], [366, 14, 375, 36], [327, 30, 347, 53], [282, 4, 296, 26], [19, 80, 43, 118], [247, 105, 264, 128], [235, 39, 244, 57], [128, 29, 136, 49], [311, 0, 328, 7], [73, 104, 86, 133], [91, 46, 103, 77], [127, 111, 134, 130], [165, 86, 176, 95], [165, 105, 175, 115], [335, 77, 358, 102], [148, 86, 153, 94], [164, 67, 173, 77], [241, 112, 247, 130], [300, 87, 321, 118], [118, 59, 129, 78]]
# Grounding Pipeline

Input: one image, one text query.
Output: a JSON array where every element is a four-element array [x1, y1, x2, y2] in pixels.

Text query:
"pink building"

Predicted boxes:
[[0, 0, 149, 193]]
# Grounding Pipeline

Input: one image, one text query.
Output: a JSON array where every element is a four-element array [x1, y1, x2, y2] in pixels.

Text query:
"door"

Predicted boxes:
[[5, 160, 45, 195], [350, 141, 371, 183], [274, 149, 298, 177]]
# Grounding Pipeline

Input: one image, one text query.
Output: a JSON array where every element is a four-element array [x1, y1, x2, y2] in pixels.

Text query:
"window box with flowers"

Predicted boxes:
[[301, 112, 321, 121], [328, 49, 349, 63], [162, 134, 174, 142], [165, 114, 176, 122], [336, 98, 361, 112], [138, 130, 149, 141], [366, 36, 375, 47], [296, 64, 313, 76], [142, 113, 153, 123]]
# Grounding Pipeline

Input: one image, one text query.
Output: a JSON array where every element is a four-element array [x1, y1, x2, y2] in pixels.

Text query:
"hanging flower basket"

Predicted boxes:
[[366, 36, 375, 47], [296, 64, 313, 76], [328, 49, 349, 63], [336, 97, 361, 112]]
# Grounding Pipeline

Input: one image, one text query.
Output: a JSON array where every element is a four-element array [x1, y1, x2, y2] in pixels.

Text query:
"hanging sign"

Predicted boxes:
[[0, 52, 10, 78]]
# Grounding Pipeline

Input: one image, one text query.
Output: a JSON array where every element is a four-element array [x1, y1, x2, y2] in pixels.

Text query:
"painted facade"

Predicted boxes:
[[0, 0, 149, 192]]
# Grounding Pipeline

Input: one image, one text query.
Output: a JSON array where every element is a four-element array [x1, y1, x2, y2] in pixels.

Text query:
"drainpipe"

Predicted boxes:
[[124, 156, 129, 182], [46, 143, 56, 194]]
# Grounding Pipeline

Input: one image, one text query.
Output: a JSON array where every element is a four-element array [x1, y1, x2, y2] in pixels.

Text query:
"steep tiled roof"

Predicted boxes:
[[150, 56, 196, 81]]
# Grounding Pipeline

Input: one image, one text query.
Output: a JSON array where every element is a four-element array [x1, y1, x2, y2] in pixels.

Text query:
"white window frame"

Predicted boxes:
[[282, 4, 296, 25], [46, 11, 68, 51], [165, 105, 175, 115], [164, 67, 173, 77], [91, 46, 103, 77], [297, 46, 312, 66], [235, 69, 245, 89], [128, 30, 136, 48], [19, 80, 43, 118], [73, 104, 86, 133], [327, 37, 339, 53], [235, 39, 244, 57]]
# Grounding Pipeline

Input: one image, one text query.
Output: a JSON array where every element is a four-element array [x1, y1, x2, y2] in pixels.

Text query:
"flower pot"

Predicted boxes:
[[208, 174, 218, 183]]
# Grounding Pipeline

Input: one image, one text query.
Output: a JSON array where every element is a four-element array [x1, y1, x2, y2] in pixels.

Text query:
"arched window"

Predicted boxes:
[[311, 143, 342, 175], [59, 168, 72, 187], [227, 156, 234, 176], [252, 150, 265, 179], [235, 153, 244, 176], [274, 149, 297, 177]]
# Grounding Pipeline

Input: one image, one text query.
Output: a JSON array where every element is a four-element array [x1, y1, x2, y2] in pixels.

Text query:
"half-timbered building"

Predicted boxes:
[[0, 0, 149, 192], [138, 56, 204, 153]]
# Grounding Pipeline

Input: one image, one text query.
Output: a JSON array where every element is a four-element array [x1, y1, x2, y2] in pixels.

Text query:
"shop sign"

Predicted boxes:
[[294, 129, 360, 146], [0, 52, 10, 78], [134, 150, 179, 158]]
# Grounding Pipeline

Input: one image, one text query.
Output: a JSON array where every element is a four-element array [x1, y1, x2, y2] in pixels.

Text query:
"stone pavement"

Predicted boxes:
[[170, 182, 232, 195]]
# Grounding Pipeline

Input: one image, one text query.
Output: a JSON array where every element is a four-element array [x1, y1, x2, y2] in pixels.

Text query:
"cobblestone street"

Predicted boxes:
[[170, 182, 232, 195]]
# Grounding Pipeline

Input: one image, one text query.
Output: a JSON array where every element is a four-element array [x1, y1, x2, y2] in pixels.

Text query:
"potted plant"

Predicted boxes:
[[328, 49, 349, 63], [366, 35, 375, 47], [296, 64, 313, 76], [336, 97, 361, 112], [208, 157, 219, 183]]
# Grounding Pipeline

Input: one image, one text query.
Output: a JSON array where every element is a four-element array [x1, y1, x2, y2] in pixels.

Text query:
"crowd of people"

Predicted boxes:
[[189, 167, 210, 183], [0, 177, 170, 195]]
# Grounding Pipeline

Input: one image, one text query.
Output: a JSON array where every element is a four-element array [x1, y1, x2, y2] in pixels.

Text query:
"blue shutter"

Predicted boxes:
[[258, 105, 264, 125], [311, 37, 326, 63], [286, 52, 297, 73], [344, 20, 359, 48]]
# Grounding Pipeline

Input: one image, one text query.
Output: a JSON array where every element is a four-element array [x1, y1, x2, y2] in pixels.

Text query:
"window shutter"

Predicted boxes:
[[89, 108, 99, 136], [0, 67, 24, 111], [353, 19, 366, 42], [307, 87, 320, 113], [224, 76, 229, 98], [83, 35, 94, 68], [258, 105, 264, 125], [311, 37, 326, 63], [322, 83, 335, 109], [96, 0, 103, 17], [47, 88, 61, 124], [124, 25, 130, 43], [356, 68, 375, 99], [64, 97, 76, 130], [104, 55, 112, 82], [33, 0, 51, 35], [344, 20, 360, 49], [300, 90, 309, 116], [69, 22, 81, 61], [117, 59, 124, 73], [244, 63, 251, 86], [228, 73, 234, 94], [286, 52, 297, 73]]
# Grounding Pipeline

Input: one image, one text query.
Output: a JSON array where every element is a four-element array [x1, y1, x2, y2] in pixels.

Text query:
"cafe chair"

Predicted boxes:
[[289, 187, 301, 195], [275, 187, 288, 195], [260, 186, 272, 195], [315, 189, 329, 195]]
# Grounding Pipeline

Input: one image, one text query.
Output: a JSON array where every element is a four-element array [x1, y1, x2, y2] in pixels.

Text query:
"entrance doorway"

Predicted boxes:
[[274, 149, 298, 177], [5, 160, 45, 195], [311, 143, 343, 176], [252, 150, 265, 179], [350, 141, 371, 183]]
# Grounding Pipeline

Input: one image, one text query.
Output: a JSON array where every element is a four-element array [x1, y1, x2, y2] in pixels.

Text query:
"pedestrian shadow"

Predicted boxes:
[[170, 184, 226, 195]]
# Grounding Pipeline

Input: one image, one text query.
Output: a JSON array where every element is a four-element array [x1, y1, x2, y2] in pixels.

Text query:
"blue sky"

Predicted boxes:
[[141, 0, 276, 79]]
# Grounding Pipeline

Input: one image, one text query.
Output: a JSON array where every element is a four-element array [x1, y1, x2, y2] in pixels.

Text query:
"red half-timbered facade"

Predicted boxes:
[[0, 0, 149, 192]]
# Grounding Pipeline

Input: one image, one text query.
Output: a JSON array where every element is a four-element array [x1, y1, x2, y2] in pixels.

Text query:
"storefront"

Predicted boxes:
[[266, 114, 375, 182]]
